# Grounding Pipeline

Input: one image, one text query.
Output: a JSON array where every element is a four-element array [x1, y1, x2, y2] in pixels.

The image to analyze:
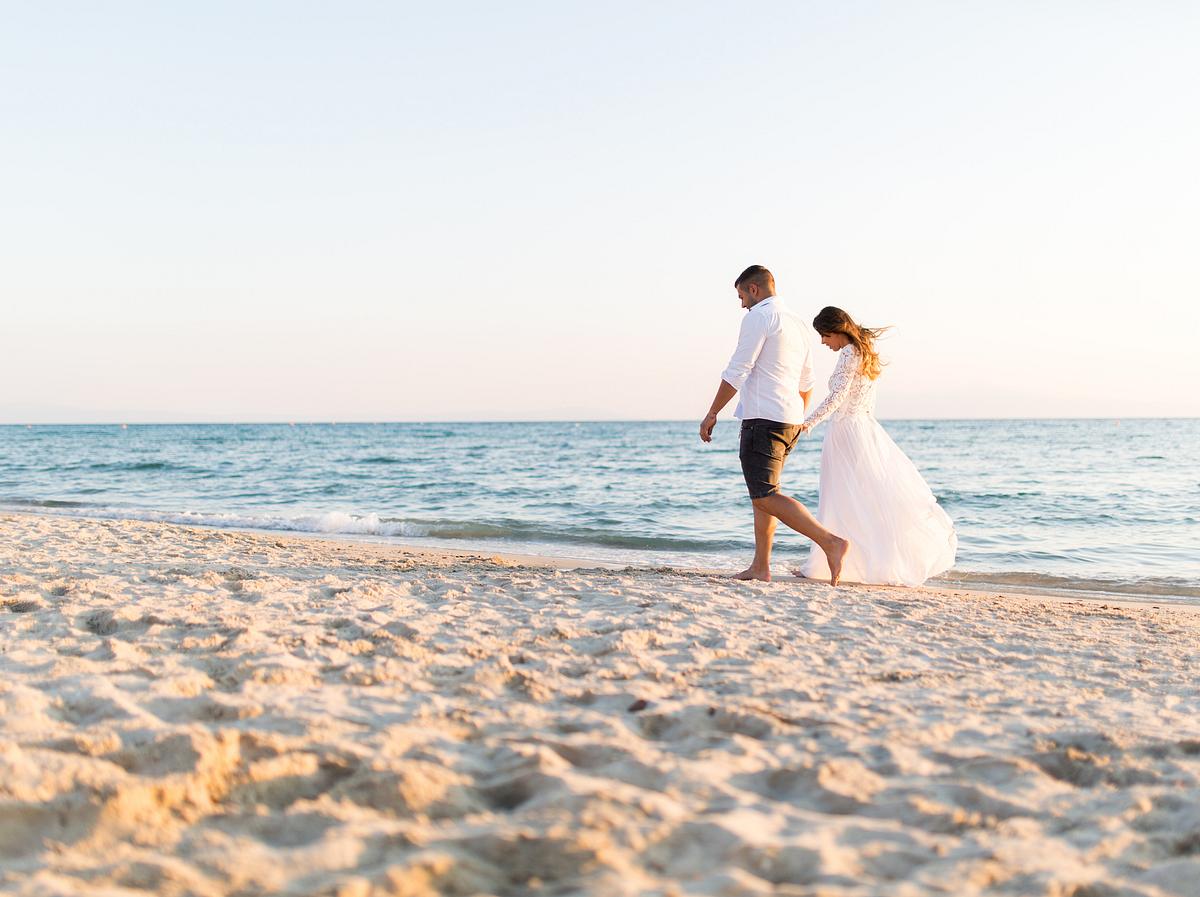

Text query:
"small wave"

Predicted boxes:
[[2, 498, 94, 509], [938, 490, 1043, 502], [88, 460, 177, 472], [2, 503, 428, 539], [936, 570, 1200, 601], [399, 519, 737, 553]]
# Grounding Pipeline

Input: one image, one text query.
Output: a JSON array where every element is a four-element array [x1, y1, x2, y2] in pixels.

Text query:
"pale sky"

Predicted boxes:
[[3, 2, 1197, 422]]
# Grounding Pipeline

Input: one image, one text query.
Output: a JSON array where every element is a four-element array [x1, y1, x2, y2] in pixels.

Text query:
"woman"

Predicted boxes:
[[797, 307, 956, 586]]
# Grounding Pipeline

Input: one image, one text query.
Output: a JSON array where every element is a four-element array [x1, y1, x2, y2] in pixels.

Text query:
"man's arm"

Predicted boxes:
[[700, 380, 738, 442], [798, 337, 816, 413], [701, 312, 767, 443]]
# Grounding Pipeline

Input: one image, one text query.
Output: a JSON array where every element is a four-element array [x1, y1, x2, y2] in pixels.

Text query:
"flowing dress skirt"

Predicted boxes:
[[800, 416, 957, 586]]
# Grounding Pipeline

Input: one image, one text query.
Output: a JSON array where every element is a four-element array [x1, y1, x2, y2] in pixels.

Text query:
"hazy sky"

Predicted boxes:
[[3, 2, 1197, 422]]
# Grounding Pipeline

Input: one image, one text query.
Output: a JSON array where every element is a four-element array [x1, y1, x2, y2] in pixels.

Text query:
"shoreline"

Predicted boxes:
[[5, 507, 1197, 612]]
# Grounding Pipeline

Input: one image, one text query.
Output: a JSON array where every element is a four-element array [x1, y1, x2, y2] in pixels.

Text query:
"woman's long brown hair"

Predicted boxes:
[[811, 306, 889, 380]]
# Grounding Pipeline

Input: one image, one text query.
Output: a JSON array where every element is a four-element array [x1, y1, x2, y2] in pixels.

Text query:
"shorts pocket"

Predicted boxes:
[[752, 427, 788, 460], [739, 427, 754, 457]]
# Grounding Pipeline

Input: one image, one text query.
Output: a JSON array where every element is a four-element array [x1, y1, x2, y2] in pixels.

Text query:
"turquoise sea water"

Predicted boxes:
[[1, 420, 1197, 600]]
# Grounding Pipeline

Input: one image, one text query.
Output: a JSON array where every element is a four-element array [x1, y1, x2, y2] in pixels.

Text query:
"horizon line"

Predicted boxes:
[[2, 416, 1195, 427]]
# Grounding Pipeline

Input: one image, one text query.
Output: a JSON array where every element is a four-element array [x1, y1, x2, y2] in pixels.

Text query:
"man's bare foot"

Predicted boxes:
[[733, 566, 771, 582], [823, 537, 850, 586]]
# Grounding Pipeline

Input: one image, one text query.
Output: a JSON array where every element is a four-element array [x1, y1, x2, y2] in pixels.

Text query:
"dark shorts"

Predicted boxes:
[[739, 419, 801, 500]]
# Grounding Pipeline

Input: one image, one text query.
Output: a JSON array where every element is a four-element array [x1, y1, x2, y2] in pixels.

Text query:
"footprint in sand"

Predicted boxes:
[[331, 760, 482, 819], [78, 608, 119, 635], [4, 596, 44, 613], [208, 810, 341, 848], [229, 752, 356, 810]]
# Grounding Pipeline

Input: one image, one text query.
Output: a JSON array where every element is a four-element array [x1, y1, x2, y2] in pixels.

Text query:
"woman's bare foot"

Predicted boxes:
[[733, 566, 771, 582], [823, 536, 850, 586]]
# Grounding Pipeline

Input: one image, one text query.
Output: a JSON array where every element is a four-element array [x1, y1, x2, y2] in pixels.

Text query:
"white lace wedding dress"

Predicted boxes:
[[799, 346, 957, 586]]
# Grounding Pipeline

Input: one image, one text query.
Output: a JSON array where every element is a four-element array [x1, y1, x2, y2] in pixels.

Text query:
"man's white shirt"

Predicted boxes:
[[720, 295, 815, 425]]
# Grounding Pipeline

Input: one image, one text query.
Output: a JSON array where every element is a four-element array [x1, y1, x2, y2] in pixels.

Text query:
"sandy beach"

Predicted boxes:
[[2, 510, 1199, 896]]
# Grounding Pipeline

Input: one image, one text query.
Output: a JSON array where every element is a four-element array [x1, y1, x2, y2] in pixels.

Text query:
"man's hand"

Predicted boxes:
[[701, 380, 737, 443]]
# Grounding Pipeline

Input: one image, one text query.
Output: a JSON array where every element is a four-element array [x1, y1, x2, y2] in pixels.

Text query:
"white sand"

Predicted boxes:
[[2, 510, 1200, 897]]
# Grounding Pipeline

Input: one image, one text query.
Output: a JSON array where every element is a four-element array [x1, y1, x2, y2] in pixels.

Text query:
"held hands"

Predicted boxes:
[[700, 412, 718, 443]]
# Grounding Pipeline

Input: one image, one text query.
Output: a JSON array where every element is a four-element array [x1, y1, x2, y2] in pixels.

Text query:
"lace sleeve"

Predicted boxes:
[[804, 348, 856, 428]]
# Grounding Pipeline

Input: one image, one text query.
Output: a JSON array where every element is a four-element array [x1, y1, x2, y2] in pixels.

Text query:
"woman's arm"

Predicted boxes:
[[801, 349, 855, 431]]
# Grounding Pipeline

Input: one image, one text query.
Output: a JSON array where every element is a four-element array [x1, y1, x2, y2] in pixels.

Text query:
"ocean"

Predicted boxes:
[[1, 419, 1197, 601]]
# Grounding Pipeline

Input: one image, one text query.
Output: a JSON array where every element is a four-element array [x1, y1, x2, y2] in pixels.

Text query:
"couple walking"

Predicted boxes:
[[700, 265, 956, 586]]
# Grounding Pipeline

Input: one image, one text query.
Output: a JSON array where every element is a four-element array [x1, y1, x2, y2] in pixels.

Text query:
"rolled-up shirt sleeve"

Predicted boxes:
[[720, 312, 767, 390], [798, 340, 815, 392]]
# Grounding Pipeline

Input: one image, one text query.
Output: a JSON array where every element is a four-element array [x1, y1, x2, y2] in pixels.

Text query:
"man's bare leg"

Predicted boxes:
[[751, 493, 851, 586], [734, 505, 776, 581]]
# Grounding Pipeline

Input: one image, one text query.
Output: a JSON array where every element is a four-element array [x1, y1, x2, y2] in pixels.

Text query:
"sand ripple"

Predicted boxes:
[[3, 511, 1200, 896]]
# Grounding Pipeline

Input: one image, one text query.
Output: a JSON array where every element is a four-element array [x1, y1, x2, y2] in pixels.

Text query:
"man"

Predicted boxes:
[[700, 265, 850, 584]]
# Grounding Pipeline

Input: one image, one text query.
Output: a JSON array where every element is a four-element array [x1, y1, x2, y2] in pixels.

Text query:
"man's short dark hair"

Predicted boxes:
[[734, 265, 775, 292]]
